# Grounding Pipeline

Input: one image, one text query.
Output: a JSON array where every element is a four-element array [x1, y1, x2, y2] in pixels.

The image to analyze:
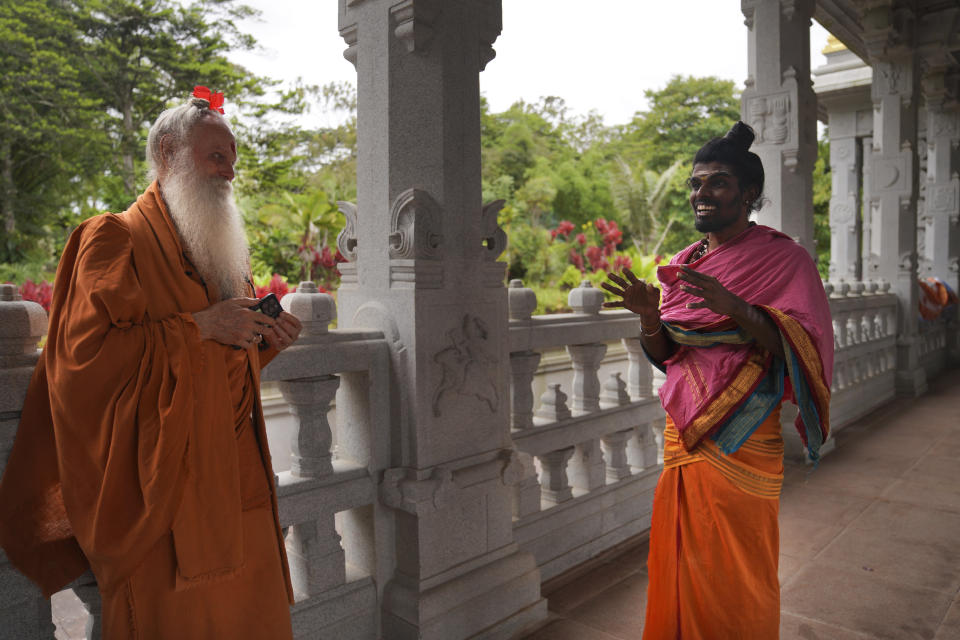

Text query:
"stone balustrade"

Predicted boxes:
[[506, 280, 665, 581], [1, 276, 956, 638], [822, 279, 899, 433]]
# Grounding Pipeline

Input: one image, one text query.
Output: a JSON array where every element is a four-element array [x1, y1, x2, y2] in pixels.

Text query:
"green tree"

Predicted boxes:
[[611, 157, 684, 255], [0, 0, 103, 266], [70, 0, 264, 208]]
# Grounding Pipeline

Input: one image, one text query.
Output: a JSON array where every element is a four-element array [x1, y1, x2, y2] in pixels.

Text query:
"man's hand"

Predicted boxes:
[[678, 267, 785, 358], [192, 298, 276, 349], [676, 267, 748, 317], [259, 311, 302, 352], [601, 268, 661, 327]]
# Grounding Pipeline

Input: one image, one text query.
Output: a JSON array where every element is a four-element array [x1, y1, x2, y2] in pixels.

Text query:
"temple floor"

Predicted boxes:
[[524, 366, 960, 640], [51, 368, 960, 640]]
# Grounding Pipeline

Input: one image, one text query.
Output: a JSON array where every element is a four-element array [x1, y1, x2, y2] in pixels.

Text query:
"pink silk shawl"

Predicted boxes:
[[655, 224, 834, 454]]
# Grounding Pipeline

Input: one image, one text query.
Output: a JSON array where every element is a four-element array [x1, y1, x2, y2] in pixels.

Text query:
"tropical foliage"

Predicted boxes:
[[3, 6, 833, 314]]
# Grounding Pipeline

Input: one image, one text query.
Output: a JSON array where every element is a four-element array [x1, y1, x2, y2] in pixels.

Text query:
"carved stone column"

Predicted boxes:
[[741, 0, 819, 254], [337, 2, 544, 637], [861, 1, 926, 395], [509, 351, 541, 430], [813, 38, 874, 282], [827, 112, 866, 281], [920, 102, 959, 289]]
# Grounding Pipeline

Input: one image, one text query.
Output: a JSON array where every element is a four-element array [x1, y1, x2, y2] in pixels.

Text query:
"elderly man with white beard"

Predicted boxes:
[[0, 91, 301, 639]]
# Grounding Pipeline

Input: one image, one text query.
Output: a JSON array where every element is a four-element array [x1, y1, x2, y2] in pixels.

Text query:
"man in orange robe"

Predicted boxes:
[[604, 122, 833, 638], [0, 92, 303, 638]]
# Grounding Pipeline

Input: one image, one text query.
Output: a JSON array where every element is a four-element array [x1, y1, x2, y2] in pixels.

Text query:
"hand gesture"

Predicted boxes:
[[259, 311, 303, 352], [677, 267, 748, 317], [192, 297, 276, 349], [601, 268, 661, 327]]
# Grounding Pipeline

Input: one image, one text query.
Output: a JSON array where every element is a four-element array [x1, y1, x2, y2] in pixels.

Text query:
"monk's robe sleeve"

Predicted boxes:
[[45, 215, 204, 589]]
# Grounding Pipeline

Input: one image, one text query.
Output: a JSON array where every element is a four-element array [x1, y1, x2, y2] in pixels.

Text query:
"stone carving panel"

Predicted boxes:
[[336, 200, 359, 262], [389, 188, 443, 260], [431, 314, 499, 417], [480, 199, 507, 261], [747, 93, 791, 145]]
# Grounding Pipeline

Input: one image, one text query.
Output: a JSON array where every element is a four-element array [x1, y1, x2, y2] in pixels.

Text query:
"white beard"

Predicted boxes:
[[161, 153, 249, 300]]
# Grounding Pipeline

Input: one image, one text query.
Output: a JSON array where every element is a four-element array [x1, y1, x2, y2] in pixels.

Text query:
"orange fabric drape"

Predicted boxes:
[[0, 183, 292, 612], [643, 409, 783, 640]]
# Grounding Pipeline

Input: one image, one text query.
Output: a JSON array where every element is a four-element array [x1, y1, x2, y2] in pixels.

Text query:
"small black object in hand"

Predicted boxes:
[[250, 293, 282, 319]]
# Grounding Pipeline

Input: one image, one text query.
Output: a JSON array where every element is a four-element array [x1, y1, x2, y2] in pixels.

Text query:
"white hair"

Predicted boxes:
[[160, 146, 249, 300], [145, 97, 230, 181]]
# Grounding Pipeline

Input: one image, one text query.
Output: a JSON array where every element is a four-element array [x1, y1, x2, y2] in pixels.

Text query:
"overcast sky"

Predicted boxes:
[[232, 1, 831, 126]]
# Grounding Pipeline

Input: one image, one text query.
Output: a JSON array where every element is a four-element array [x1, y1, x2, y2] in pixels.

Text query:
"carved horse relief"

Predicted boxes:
[[432, 314, 499, 417]]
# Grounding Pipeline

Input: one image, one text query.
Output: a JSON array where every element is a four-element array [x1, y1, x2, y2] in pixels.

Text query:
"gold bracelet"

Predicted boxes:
[[641, 321, 663, 337]]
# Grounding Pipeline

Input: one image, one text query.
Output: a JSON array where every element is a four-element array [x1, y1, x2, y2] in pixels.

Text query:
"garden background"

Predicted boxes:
[[2, 0, 832, 315]]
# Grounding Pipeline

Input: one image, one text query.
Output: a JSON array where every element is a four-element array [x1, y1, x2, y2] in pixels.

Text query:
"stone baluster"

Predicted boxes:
[[627, 423, 660, 472], [567, 282, 607, 415], [567, 439, 605, 494], [599, 373, 630, 409], [621, 338, 653, 400], [509, 351, 541, 430], [279, 375, 340, 478], [510, 451, 541, 519], [0, 285, 55, 639], [537, 447, 575, 506], [566, 344, 607, 415], [277, 282, 340, 477], [601, 429, 633, 483], [285, 516, 346, 599], [508, 280, 541, 430], [534, 383, 571, 424]]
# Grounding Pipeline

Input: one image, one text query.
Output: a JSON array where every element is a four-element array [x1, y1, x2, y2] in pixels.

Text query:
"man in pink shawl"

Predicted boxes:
[[603, 121, 833, 639]]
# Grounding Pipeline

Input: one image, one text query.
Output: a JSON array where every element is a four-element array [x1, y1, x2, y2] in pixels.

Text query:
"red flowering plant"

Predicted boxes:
[[10, 279, 54, 311], [547, 217, 662, 305], [551, 217, 632, 275], [298, 244, 347, 293]]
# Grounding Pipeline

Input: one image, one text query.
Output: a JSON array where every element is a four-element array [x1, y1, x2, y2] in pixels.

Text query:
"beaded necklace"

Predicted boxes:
[[689, 238, 709, 262]]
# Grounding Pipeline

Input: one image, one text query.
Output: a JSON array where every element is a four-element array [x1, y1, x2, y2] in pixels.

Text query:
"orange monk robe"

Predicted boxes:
[[642, 411, 783, 639], [0, 182, 293, 638]]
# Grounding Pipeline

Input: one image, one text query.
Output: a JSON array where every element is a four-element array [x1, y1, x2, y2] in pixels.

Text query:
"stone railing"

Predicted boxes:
[[505, 280, 665, 581], [0, 283, 393, 640], [822, 280, 899, 435]]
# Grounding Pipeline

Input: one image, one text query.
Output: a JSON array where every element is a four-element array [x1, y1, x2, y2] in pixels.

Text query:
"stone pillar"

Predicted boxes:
[[741, 0, 819, 254], [861, 2, 926, 395], [337, 2, 545, 638], [827, 110, 865, 281], [0, 285, 55, 639], [919, 102, 959, 289]]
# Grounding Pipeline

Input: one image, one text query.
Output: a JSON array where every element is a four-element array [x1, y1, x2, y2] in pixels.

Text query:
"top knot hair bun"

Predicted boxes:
[[190, 96, 211, 110], [723, 121, 756, 151]]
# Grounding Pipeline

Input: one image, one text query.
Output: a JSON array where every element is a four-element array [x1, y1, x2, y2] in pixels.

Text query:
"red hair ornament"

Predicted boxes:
[[192, 85, 225, 114]]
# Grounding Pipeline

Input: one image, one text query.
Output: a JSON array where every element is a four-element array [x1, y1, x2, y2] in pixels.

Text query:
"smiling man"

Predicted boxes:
[[603, 122, 834, 639], [0, 92, 301, 639]]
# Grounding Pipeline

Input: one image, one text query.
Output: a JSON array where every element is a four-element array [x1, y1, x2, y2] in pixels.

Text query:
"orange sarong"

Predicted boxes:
[[642, 408, 783, 639]]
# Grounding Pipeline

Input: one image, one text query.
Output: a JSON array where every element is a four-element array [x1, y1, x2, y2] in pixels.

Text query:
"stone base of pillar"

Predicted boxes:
[[381, 546, 546, 640], [895, 366, 929, 397]]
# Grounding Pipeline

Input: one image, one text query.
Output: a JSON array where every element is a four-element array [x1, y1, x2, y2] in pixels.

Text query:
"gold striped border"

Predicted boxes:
[[761, 306, 831, 440], [679, 350, 769, 451], [698, 440, 783, 499]]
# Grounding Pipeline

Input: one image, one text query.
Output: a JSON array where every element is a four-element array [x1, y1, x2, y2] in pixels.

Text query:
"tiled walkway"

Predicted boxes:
[[524, 366, 960, 640]]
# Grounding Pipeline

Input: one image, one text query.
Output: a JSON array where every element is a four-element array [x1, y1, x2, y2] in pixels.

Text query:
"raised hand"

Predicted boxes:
[[191, 297, 276, 349], [676, 267, 748, 317], [259, 311, 303, 352], [601, 267, 661, 327]]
